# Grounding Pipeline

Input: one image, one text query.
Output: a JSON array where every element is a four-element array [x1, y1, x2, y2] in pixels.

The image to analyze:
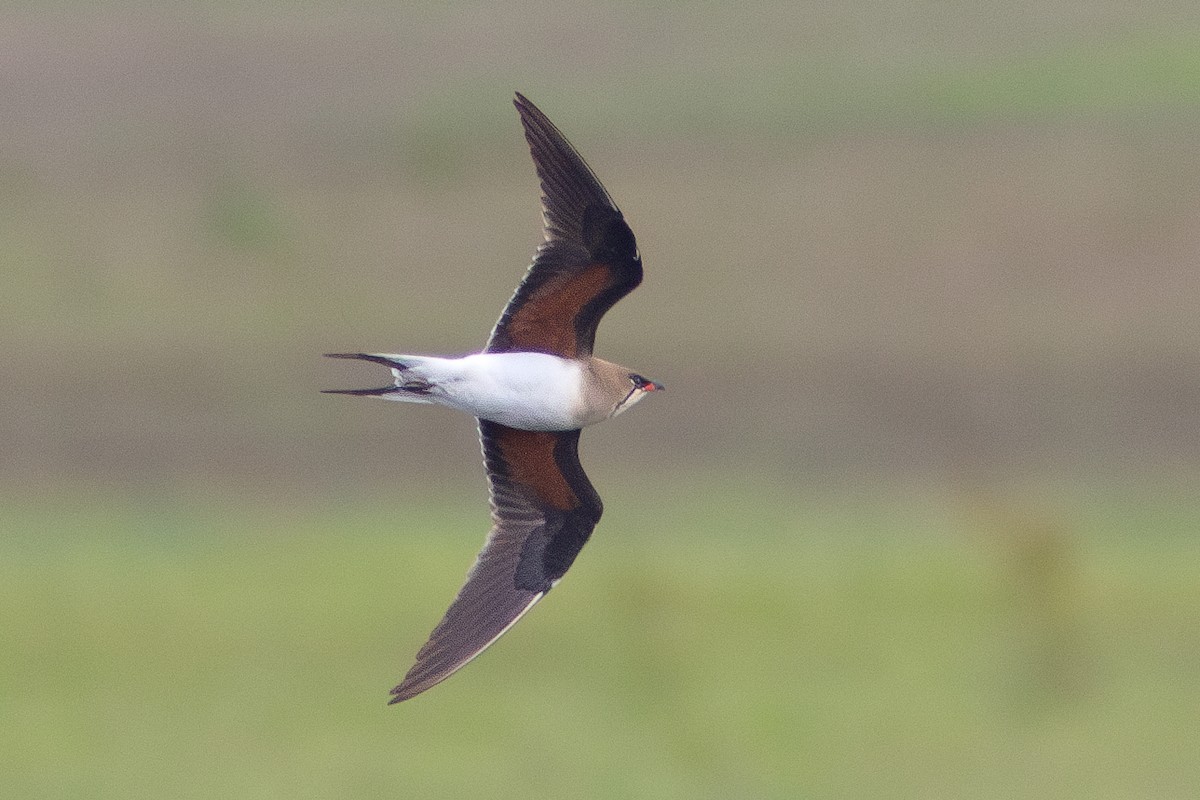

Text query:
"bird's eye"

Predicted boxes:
[[630, 374, 646, 387]]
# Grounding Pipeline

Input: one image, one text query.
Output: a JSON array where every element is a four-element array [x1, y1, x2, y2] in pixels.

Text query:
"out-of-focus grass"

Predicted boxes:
[[4, 7, 1200, 797], [3, 483, 1198, 799]]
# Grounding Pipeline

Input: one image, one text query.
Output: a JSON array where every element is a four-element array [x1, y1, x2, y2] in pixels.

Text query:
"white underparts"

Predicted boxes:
[[374, 352, 589, 431]]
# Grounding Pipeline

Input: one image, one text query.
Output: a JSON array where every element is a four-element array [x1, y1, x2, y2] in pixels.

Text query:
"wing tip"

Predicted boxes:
[[388, 668, 448, 705], [512, 91, 535, 121], [512, 91, 554, 140], [385, 590, 547, 706], [387, 681, 421, 705]]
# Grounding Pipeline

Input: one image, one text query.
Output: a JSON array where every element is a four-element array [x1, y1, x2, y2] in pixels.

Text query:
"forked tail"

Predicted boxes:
[[322, 353, 435, 399]]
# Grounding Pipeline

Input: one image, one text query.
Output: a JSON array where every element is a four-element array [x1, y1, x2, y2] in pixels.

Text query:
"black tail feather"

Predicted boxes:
[[324, 353, 409, 369], [322, 353, 435, 397]]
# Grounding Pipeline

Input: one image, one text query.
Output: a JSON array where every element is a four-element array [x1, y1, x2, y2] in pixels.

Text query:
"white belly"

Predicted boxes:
[[429, 352, 585, 431]]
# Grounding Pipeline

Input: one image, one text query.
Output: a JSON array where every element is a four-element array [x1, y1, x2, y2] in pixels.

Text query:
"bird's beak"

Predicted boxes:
[[645, 380, 665, 392], [322, 353, 404, 396]]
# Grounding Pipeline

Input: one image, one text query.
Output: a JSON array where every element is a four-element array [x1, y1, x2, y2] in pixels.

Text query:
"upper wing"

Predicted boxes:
[[486, 93, 642, 358], [388, 420, 602, 703]]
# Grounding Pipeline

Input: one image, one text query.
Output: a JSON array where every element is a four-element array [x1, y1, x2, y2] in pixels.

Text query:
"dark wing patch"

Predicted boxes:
[[488, 423, 579, 511], [388, 421, 602, 703], [495, 263, 612, 359], [486, 93, 642, 358]]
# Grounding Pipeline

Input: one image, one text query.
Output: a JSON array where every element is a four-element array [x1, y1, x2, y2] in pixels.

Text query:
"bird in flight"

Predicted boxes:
[[326, 93, 663, 703]]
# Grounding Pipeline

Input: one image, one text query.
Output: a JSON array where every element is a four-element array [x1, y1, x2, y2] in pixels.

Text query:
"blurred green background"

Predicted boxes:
[[4, 2, 1200, 798]]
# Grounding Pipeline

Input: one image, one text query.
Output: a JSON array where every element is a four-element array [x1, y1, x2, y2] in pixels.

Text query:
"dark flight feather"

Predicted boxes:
[[486, 93, 642, 358], [389, 422, 601, 703]]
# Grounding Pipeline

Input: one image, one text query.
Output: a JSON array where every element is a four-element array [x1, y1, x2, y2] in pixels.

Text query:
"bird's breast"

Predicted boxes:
[[446, 352, 590, 431]]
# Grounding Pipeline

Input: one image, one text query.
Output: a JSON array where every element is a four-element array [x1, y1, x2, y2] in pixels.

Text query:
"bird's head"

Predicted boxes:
[[612, 372, 665, 417]]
